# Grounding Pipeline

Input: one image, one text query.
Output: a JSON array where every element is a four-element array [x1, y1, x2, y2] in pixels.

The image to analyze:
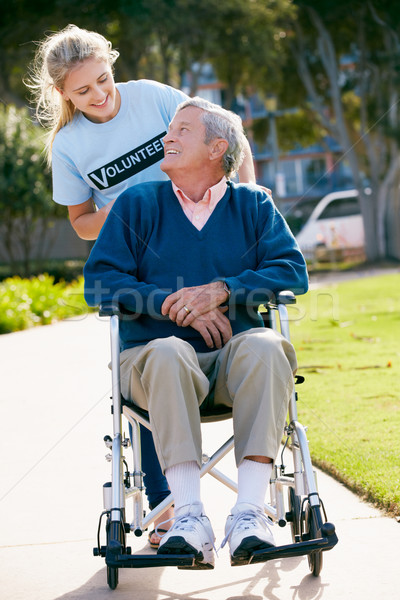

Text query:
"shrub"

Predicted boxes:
[[0, 274, 91, 334], [0, 104, 65, 276]]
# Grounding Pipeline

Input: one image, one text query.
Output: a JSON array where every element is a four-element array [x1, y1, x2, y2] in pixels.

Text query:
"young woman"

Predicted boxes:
[[27, 24, 257, 547]]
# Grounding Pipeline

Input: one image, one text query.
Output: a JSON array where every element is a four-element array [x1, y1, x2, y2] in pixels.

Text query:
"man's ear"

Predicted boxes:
[[209, 138, 229, 162]]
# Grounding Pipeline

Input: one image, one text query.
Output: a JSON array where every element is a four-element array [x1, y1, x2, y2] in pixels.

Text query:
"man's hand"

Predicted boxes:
[[161, 281, 229, 327], [190, 307, 232, 349]]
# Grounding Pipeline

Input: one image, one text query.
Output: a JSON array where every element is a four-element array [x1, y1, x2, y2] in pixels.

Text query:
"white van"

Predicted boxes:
[[285, 190, 365, 261]]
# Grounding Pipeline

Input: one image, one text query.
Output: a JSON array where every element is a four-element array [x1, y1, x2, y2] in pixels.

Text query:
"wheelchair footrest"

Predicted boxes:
[[106, 552, 195, 569], [245, 525, 338, 566]]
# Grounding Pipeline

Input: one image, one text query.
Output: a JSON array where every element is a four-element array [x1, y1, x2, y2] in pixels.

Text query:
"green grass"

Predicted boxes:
[[289, 273, 400, 516]]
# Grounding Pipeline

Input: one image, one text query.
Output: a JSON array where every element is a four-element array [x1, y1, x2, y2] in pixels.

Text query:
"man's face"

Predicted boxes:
[[161, 106, 210, 177]]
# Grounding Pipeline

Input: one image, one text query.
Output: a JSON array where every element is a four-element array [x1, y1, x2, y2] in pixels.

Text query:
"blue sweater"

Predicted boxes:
[[84, 180, 308, 352]]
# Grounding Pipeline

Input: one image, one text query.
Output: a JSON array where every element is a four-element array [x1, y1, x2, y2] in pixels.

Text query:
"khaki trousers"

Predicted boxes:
[[120, 328, 297, 473]]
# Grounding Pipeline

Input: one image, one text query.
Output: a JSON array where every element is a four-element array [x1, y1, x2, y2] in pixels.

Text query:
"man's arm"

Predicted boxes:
[[223, 193, 309, 304], [83, 195, 170, 315], [83, 191, 232, 348]]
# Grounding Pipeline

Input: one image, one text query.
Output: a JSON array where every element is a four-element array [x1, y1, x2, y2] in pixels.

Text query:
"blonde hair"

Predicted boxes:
[[26, 24, 119, 164]]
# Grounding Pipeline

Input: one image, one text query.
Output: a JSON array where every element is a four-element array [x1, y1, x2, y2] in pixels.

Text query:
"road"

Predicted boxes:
[[1, 311, 399, 599]]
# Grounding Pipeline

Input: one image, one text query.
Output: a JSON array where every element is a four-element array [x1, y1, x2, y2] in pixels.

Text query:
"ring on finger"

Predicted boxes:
[[183, 305, 191, 314]]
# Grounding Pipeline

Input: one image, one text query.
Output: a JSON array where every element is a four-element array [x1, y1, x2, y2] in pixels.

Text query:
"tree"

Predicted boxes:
[[287, 1, 400, 260], [203, 0, 295, 107], [5, 1, 398, 260], [0, 104, 64, 275]]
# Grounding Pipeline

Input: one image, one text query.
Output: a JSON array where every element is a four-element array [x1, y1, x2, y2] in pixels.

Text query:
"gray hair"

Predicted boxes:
[[176, 97, 246, 177]]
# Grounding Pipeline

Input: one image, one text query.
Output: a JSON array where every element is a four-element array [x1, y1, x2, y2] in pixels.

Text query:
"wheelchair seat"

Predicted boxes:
[[122, 396, 232, 423]]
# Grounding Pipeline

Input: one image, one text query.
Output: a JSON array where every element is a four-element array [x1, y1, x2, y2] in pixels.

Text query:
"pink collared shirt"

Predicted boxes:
[[172, 176, 228, 230]]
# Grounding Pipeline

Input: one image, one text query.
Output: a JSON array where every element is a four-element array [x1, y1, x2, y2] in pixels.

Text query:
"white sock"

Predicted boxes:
[[165, 461, 202, 515], [234, 459, 273, 511]]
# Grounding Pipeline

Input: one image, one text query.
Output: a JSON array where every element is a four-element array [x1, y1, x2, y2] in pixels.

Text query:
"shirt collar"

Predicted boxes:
[[172, 176, 228, 211]]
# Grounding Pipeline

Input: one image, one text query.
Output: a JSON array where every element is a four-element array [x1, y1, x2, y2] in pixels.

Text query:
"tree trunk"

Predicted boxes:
[[376, 154, 400, 257]]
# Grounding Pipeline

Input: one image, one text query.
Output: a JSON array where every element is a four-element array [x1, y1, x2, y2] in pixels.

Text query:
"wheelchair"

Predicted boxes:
[[93, 291, 338, 590]]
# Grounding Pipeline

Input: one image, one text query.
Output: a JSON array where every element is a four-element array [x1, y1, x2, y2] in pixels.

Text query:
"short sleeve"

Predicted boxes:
[[164, 85, 189, 119]]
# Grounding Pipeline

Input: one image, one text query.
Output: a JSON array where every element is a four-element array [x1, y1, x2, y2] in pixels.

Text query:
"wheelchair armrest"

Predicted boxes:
[[99, 301, 124, 319], [260, 290, 296, 312], [276, 290, 296, 305]]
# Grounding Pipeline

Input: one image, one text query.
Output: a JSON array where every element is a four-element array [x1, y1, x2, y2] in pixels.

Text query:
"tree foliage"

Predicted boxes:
[[0, 0, 399, 262], [0, 0, 295, 103]]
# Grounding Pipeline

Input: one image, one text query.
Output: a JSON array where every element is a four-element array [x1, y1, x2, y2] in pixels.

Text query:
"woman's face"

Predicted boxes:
[[61, 57, 120, 123]]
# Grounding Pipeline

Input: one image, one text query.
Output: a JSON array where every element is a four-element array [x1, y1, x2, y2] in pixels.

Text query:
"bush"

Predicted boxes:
[[0, 259, 87, 284], [0, 274, 92, 334], [0, 104, 65, 276]]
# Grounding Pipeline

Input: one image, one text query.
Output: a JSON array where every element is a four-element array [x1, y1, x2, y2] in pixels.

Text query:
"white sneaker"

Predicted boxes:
[[157, 502, 215, 569], [222, 503, 275, 565]]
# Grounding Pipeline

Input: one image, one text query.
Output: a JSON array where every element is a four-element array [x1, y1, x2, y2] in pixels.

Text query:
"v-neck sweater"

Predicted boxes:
[[84, 180, 308, 353]]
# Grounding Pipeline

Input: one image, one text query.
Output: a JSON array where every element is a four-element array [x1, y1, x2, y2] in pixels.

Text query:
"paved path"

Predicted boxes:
[[1, 313, 398, 599]]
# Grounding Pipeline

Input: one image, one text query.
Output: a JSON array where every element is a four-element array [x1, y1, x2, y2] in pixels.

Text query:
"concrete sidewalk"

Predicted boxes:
[[0, 314, 398, 600]]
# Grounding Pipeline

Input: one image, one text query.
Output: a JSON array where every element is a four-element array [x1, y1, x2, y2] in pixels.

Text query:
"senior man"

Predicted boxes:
[[84, 97, 308, 569]]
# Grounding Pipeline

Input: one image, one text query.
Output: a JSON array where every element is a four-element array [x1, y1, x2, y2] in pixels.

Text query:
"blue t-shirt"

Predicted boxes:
[[52, 80, 188, 208], [84, 181, 309, 353]]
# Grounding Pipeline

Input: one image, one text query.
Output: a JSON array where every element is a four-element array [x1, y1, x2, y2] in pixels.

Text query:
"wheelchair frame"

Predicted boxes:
[[93, 291, 338, 589]]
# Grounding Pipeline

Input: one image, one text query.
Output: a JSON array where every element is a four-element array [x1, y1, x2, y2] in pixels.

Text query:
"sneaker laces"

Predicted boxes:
[[156, 503, 217, 554], [153, 502, 194, 537], [220, 508, 273, 549], [154, 504, 208, 536]]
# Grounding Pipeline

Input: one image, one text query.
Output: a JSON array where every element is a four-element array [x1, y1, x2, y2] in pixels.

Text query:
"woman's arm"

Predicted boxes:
[[68, 198, 116, 240], [238, 137, 256, 183], [238, 137, 272, 196]]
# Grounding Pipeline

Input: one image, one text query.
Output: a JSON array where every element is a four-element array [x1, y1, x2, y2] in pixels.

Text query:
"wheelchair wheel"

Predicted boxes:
[[302, 502, 323, 577], [106, 517, 125, 590], [287, 487, 301, 543]]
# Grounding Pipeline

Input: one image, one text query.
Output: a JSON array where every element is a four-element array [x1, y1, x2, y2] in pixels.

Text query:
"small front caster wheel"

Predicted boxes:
[[107, 566, 118, 590], [287, 487, 301, 543]]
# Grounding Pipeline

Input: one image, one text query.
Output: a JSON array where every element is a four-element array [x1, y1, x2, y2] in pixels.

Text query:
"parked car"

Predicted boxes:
[[284, 190, 365, 261]]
